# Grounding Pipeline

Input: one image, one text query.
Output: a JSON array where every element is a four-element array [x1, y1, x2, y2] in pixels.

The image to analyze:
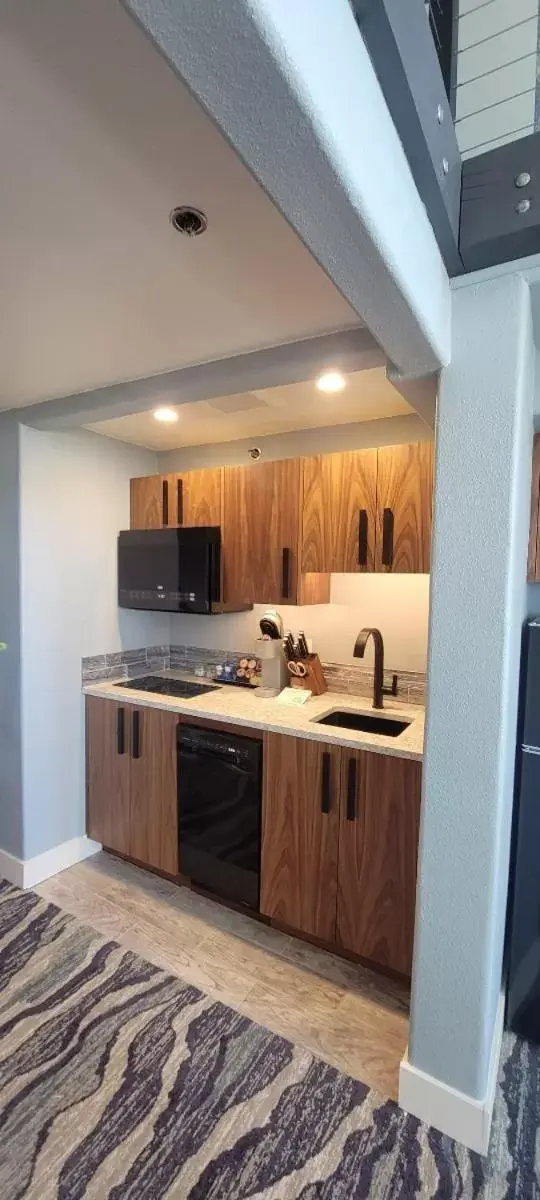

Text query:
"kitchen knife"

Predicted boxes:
[[284, 632, 296, 661], [298, 631, 309, 659]]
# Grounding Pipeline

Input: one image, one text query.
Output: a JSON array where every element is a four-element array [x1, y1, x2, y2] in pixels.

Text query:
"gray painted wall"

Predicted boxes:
[[409, 272, 534, 1099], [158, 412, 431, 473], [18, 426, 169, 860], [0, 416, 23, 858]]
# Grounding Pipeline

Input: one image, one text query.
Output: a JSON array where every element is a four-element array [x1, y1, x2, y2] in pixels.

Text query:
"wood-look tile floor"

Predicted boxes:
[[36, 852, 409, 1100]]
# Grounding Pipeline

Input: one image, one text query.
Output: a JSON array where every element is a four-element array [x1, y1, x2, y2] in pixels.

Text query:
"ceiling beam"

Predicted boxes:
[[20, 329, 385, 430], [460, 133, 540, 272], [121, 0, 451, 376], [386, 367, 438, 430]]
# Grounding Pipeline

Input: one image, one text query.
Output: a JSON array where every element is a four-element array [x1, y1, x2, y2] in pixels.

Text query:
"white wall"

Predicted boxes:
[[19, 425, 169, 859], [408, 273, 534, 1143], [169, 574, 430, 673], [455, 0, 539, 159], [0, 416, 23, 858]]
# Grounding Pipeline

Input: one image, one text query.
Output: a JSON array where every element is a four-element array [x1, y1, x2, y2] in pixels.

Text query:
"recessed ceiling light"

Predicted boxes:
[[316, 370, 346, 394], [169, 206, 208, 237], [153, 407, 179, 423]]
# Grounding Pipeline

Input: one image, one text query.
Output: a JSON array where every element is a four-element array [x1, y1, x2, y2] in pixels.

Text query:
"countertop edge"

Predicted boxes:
[[83, 679, 424, 762]]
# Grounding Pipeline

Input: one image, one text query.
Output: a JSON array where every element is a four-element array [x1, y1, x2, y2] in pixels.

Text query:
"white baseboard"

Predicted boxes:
[[399, 991, 505, 1155], [0, 848, 25, 888], [0, 836, 102, 890]]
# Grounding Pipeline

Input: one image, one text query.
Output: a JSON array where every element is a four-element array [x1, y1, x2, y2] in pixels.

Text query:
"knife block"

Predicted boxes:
[[289, 654, 327, 696]]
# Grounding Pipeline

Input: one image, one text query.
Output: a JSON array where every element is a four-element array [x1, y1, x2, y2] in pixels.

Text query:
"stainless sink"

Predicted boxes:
[[314, 710, 411, 737]]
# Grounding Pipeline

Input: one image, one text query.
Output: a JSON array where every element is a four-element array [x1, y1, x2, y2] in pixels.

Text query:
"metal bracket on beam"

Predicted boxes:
[[352, 0, 463, 276], [460, 132, 540, 272]]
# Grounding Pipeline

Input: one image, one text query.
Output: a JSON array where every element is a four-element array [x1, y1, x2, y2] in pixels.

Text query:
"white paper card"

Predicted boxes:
[[277, 688, 312, 705]]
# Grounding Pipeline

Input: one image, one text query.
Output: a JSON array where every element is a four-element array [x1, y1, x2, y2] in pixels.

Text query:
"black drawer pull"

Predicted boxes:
[[282, 547, 291, 599], [132, 710, 141, 759], [162, 479, 169, 526], [321, 752, 331, 814], [358, 509, 368, 566], [346, 757, 357, 821], [382, 508, 394, 567], [116, 708, 125, 756], [177, 478, 184, 525]]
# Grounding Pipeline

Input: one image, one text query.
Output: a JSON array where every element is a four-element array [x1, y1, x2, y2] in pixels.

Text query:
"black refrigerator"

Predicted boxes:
[[507, 619, 540, 1042]]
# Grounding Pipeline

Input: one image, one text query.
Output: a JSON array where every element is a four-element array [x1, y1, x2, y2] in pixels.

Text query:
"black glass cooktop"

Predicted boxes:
[[114, 675, 220, 699]]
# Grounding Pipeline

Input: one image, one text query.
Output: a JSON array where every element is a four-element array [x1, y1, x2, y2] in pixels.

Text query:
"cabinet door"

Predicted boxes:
[[130, 475, 170, 529], [337, 750, 422, 975], [301, 450, 378, 574], [251, 459, 302, 603], [86, 697, 131, 855], [221, 465, 253, 606], [223, 460, 303, 605], [129, 706, 179, 875], [173, 469, 223, 528], [375, 443, 433, 573], [261, 733, 340, 941]]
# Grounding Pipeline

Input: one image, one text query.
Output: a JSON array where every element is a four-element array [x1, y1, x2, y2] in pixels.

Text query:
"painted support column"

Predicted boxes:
[[401, 272, 534, 1153]]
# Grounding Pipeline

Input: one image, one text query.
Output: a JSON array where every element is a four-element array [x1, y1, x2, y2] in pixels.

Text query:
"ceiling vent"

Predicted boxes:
[[170, 206, 208, 237], [206, 393, 269, 414]]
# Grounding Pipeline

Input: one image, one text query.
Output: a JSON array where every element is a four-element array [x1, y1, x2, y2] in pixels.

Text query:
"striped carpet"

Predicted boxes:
[[0, 880, 536, 1198]]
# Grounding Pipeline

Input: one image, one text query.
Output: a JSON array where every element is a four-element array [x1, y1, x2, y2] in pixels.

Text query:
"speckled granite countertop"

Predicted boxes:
[[83, 671, 424, 761]]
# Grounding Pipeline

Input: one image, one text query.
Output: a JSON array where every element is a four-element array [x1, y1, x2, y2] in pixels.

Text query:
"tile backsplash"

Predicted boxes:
[[82, 644, 426, 705]]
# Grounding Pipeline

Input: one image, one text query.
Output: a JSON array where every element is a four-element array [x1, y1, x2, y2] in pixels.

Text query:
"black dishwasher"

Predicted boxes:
[[177, 725, 262, 910]]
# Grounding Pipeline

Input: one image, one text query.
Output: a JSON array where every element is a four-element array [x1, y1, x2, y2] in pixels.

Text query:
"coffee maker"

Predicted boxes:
[[255, 610, 288, 698]]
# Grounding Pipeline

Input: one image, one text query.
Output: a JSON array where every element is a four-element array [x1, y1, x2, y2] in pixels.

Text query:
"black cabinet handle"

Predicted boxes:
[[358, 509, 368, 567], [132, 710, 141, 759], [177, 478, 184, 526], [321, 752, 331, 814], [346, 757, 357, 821], [116, 707, 125, 755], [382, 508, 394, 567], [162, 479, 169, 526], [282, 547, 291, 599]]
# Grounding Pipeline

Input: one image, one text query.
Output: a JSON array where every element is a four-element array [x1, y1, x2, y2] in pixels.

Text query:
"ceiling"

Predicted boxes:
[[87, 368, 412, 449], [0, 0, 359, 411]]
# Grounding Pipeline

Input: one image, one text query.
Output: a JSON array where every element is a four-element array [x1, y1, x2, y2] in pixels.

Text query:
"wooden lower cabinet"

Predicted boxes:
[[260, 733, 340, 941], [336, 749, 422, 975], [86, 696, 131, 857], [86, 696, 178, 875], [129, 706, 179, 875], [261, 732, 422, 975]]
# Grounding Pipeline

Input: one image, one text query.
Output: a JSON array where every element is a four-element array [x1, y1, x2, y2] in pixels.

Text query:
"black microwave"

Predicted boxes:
[[118, 527, 221, 615]]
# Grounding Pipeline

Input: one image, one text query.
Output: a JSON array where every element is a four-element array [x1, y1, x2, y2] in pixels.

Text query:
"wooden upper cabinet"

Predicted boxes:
[[131, 470, 222, 530], [178, 468, 222, 528], [375, 442, 434, 573], [130, 474, 170, 530], [86, 695, 131, 857], [301, 450, 378, 574], [130, 440, 434, 588], [129, 705, 179, 875], [261, 733, 341, 941], [222, 459, 329, 606], [528, 434, 540, 582], [336, 749, 422, 975]]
